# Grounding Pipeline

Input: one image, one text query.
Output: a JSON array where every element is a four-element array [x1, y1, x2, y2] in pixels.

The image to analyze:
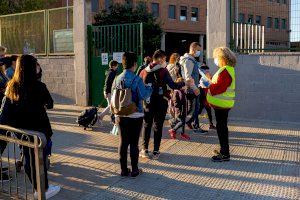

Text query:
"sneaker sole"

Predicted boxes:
[[211, 158, 230, 162]]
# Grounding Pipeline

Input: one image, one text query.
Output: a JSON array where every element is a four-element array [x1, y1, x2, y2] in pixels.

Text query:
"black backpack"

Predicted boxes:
[[76, 107, 98, 130]]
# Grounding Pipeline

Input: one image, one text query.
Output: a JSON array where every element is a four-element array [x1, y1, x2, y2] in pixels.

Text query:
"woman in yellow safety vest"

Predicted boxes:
[[201, 47, 236, 162]]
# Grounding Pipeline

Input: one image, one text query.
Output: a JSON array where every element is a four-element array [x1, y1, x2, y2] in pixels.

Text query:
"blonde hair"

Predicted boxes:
[[213, 47, 237, 67]]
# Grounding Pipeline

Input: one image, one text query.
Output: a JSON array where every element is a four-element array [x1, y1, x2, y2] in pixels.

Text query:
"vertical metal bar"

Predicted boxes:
[[232, 22, 235, 50], [103, 27, 106, 53], [247, 24, 250, 53], [114, 25, 117, 52], [258, 25, 261, 52], [244, 24, 247, 53], [47, 10, 50, 55], [125, 25, 128, 51], [7, 137, 11, 196], [118, 25, 121, 52], [13, 143, 19, 197], [262, 26, 265, 52], [23, 144, 28, 200], [29, 147, 35, 199], [140, 23, 143, 60], [251, 24, 254, 53], [240, 23, 243, 52], [255, 25, 258, 52], [34, 136, 46, 200], [0, 147, 3, 191], [236, 23, 239, 51], [133, 24, 136, 53]]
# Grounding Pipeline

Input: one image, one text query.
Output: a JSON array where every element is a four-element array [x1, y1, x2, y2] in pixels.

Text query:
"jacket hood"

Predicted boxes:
[[179, 53, 196, 65], [145, 63, 163, 73]]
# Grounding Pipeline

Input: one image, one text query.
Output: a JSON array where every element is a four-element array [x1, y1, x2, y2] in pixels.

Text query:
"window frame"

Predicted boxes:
[[168, 5, 176, 19], [151, 3, 160, 18], [180, 6, 188, 21], [191, 7, 199, 22]]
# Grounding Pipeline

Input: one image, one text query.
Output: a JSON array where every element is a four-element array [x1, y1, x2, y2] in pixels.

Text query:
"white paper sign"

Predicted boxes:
[[101, 53, 108, 65], [113, 52, 124, 63]]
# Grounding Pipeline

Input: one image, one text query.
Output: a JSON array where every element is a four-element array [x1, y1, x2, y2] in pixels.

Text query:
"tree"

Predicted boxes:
[[94, 1, 163, 56], [0, 0, 54, 15]]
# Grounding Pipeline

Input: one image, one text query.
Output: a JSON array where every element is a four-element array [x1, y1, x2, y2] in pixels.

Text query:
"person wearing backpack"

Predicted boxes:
[[139, 50, 187, 160], [111, 52, 152, 178], [179, 42, 207, 134], [166, 53, 181, 82]]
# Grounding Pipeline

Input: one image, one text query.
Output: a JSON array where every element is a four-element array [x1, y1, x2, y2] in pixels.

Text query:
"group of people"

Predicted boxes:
[[100, 42, 237, 178], [0, 46, 61, 199]]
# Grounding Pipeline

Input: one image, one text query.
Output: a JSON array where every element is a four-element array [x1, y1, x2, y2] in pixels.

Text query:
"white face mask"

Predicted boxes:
[[214, 58, 219, 66], [195, 51, 201, 57]]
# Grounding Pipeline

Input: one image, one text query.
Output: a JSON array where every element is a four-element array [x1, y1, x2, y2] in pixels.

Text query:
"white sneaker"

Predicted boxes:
[[34, 185, 61, 199]]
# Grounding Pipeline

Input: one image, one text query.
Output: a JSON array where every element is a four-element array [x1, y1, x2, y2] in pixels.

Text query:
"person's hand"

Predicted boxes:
[[193, 88, 200, 96], [200, 77, 211, 88], [206, 72, 212, 80]]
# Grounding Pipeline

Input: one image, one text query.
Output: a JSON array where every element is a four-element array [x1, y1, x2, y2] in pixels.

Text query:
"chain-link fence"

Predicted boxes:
[[230, 0, 300, 52], [0, 7, 74, 55]]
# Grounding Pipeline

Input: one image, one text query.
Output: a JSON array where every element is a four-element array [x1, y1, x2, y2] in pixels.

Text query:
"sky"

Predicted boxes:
[[291, 0, 300, 42]]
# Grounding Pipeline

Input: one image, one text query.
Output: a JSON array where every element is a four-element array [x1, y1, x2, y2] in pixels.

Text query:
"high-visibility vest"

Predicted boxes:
[[207, 65, 235, 109]]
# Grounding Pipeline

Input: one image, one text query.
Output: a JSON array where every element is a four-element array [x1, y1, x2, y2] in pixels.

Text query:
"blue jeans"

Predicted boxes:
[[187, 95, 200, 127]]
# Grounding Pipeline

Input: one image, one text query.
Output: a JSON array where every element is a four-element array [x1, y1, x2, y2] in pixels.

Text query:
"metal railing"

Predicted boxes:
[[0, 125, 47, 200], [0, 6, 74, 56], [232, 22, 265, 53]]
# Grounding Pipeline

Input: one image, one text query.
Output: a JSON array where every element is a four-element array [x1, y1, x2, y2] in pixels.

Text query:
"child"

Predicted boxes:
[[201, 47, 236, 162], [199, 63, 216, 130], [168, 77, 190, 140], [99, 60, 118, 124]]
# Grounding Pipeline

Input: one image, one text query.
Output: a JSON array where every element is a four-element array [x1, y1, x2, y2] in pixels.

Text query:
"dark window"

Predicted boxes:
[[168, 5, 176, 19], [275, 18, 280, 29], [239, 13, 245, 23], [267, 17, 273, 28], [281, 19, 286, 29], [91, 0, 99, 12], [248, 14, 254, 24], [151, 3, 159, 17], [255, 16, 261, 25], [180, 6, 187, 21], [191, 7, 199, 22]]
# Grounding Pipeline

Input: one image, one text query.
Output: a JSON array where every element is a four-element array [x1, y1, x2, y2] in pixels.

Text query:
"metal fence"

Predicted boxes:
[[0, 6, 74, 56], [0, 125, 47, 200], [230, 0, 300, 52]]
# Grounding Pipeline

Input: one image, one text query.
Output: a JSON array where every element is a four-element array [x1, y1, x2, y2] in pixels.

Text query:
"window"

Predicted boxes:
[[277, 0, 280, 3], [275, 18, 280, 29], [180, 6, 187, 21], [239, 13, 245, 23], [151, 3, 159, 17], [282, 0, 287, 4], [191, 7, 199, 22], [91, 0, 99, 12], [267, 17, 273, 28], [168, 5, 176, 19], [248, 14, 254, 24], [255, 16, 261, 25], [281, 19, 286, 29]]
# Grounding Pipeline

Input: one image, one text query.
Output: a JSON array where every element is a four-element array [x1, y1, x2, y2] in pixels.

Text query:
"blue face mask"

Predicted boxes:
[[195, 51, 202, 57]]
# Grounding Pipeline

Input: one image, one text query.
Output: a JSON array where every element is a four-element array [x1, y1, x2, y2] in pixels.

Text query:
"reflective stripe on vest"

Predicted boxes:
[[207, 66, 236, 109]]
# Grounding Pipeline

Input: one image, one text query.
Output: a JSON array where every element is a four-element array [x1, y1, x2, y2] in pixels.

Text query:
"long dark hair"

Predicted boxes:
[[6, 55, 37, 102]]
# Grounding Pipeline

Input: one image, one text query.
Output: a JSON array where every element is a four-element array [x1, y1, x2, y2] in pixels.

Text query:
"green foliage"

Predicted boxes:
[[94, 1, 163, 56], [0, 0, 54, 15]]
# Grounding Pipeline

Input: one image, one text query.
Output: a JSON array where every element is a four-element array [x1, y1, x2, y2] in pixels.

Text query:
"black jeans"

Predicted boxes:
[[142, 98, 168, 152], [117, 117, 143, 172], [214, 109, 230, 156], [199, 104, 213, 125], [0, 139, 49, 190]]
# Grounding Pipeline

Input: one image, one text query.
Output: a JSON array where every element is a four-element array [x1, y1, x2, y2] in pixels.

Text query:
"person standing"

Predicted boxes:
[[166, 53, 181, 81], [179, 42, 206, 133], [202, 47, 236, 162], [99, 60, 118, 124], [113, 52, 152, 177], [139, 50, 186, 159], [136, 56, 152, 76], [5, 55, 18, 79], [0, 55, 60, 198]]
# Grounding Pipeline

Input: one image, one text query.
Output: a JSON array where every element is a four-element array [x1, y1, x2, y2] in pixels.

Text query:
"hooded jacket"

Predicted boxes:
[[139, 63, 185, 100], [179, 53, 199, 91]]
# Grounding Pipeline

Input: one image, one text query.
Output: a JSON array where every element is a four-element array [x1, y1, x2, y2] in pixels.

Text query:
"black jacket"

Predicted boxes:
[[0, 81, 54, 140], [104, 69, 117, 95]]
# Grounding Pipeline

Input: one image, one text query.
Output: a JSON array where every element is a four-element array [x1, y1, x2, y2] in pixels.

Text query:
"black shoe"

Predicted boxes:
[[211, 153, 230, 162], [120, 168, 131, 177], [152, 151, 161, 160], [131, 169, 143, 178], [0, 172, 11, 182]]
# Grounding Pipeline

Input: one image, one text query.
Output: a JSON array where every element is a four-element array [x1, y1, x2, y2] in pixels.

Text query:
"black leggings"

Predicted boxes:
[[117, 117, 143, 172], [199, 103, 213, 125]]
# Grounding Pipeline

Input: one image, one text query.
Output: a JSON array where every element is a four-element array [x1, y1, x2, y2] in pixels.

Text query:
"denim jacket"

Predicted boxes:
[[114, 70, 152, 113]]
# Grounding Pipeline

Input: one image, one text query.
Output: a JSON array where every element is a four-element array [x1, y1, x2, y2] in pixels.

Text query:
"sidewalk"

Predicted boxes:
[[43, 104, 300, 200]]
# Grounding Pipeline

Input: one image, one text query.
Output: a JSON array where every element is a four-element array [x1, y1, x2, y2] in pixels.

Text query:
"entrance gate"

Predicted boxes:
[[88, 23, 143, 106]]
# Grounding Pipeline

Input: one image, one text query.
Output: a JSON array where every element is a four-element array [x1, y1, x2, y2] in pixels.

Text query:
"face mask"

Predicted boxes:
[[214, 58, 219, 66], [195, 51, 202, 57]]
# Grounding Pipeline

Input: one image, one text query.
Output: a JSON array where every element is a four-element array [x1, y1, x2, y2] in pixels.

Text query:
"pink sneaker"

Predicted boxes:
[[168, 129, 176, 139], [180, 133, 191, 140]]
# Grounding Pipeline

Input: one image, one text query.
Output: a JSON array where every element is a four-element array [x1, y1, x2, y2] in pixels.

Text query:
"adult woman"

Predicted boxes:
[[0, 55, 60, 198]]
